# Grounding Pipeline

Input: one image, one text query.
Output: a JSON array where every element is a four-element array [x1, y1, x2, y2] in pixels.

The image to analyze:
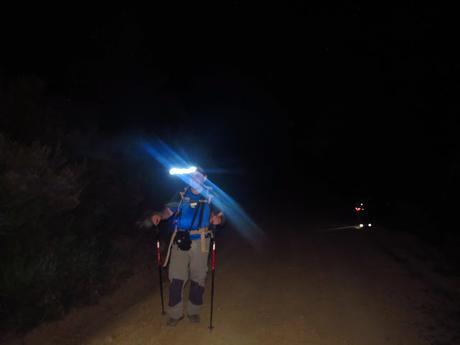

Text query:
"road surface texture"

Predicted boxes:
[[5, 211, 460, 345]]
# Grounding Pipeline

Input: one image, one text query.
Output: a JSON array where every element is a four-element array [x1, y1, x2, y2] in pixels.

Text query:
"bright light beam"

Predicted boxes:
[[169, 166, 197, 175], [141, 139, 265, 248], [203, 178, 266, 249]]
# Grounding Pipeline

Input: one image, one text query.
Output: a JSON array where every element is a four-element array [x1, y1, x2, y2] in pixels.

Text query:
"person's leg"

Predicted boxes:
[[187, 238, 210, 319], [167, 244, 189, 320]]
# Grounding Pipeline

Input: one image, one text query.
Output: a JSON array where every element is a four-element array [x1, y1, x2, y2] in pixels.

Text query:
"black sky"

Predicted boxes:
[[1, 3, 459, 218]]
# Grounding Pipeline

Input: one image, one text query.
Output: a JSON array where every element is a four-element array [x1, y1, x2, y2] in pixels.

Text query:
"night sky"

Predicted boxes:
[[1, 3, 459, 226]]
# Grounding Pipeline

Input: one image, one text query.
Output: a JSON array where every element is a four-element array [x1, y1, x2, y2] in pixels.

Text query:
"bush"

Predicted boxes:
[[0, 134, 88, 330]]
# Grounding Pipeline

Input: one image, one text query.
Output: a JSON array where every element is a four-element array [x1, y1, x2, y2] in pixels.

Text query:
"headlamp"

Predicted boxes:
[[169, 166, 198, 175]]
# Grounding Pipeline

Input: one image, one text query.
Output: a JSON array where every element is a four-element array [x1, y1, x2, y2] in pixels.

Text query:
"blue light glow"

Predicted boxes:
[[142, 139, 265, 248]]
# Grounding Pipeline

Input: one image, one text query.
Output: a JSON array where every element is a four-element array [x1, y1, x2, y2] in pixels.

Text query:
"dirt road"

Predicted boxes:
[[9, 217, 460, 345]]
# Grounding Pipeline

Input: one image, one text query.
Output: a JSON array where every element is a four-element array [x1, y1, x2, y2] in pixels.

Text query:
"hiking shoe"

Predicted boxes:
[[187, 314, 200, 323], [166, 316, 184, 327]]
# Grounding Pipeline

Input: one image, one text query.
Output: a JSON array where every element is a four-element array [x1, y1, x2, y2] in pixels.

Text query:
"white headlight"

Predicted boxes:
[[169, 166, 197, 175]]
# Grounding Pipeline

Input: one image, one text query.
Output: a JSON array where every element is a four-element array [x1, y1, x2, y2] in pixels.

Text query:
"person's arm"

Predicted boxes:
[[210, 201, 226, 228], [210, 211, 223, 225], [151, 191, 183, 226], [151, 207, 174, 226]]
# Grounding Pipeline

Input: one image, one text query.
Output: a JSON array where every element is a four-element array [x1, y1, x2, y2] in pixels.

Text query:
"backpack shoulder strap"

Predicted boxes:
[[174, 187, 190, 217]]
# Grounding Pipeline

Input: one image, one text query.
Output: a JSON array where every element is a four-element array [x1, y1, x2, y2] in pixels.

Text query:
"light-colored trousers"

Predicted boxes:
[[167, 238, 210, 319]]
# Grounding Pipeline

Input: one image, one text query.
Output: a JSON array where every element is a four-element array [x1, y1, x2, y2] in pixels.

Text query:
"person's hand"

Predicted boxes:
[[151, 214, 162, 226], [210, 212, 223, 225]]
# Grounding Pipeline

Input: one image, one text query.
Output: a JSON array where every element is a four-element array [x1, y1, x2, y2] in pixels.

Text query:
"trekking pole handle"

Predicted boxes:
[[211, 239, 216, 271], [155, 226, 166, 315], [155, 226, 161, 266], [156, 239, 161, 266], [209, 237, 216, 330]]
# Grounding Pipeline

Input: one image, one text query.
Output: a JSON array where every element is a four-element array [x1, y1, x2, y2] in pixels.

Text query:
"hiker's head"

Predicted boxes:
[[188, 167, 207, 193]]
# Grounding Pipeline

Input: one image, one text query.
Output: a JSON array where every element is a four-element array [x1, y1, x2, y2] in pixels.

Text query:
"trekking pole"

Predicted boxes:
[[209, 233, 216, 330], [155, 226, 166, 315]]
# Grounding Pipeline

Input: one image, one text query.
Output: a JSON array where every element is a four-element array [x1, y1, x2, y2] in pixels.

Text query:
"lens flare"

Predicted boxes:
[[141, 139, 265, 248], [169, 166, 197, 175]]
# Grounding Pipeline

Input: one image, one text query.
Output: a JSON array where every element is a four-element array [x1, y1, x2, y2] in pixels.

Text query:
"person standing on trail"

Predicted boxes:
[[151, 167, 224, 327]]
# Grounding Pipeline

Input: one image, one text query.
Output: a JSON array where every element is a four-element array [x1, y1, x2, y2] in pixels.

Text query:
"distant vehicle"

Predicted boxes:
[[354, 201, 373, 229]]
